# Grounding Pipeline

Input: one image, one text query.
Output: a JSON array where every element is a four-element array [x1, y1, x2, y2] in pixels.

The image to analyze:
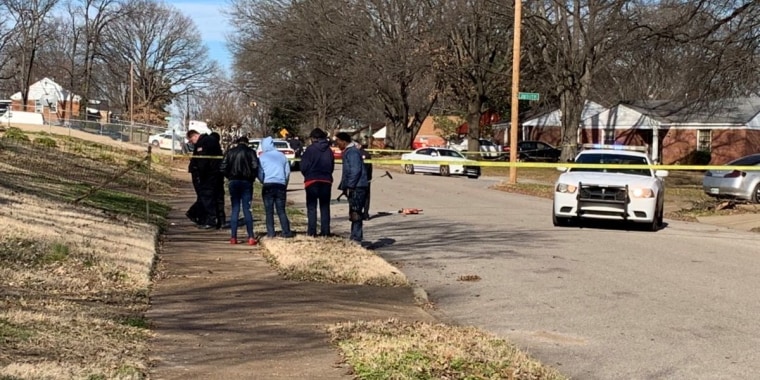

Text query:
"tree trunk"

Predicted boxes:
[[465, 97, 482, 152], [558, 90, 584, 161], [385, 118, 416, 150]]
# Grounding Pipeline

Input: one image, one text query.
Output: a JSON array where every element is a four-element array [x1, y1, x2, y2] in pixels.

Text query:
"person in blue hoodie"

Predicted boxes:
[[300, 128, 335, 237], [335, 132, 369, 243], [258, 137, 293, 238]]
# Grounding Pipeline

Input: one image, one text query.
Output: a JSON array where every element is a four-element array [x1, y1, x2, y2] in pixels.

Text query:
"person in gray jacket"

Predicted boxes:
[[258, 137, 293, 238], [335, 132, 368, 242]]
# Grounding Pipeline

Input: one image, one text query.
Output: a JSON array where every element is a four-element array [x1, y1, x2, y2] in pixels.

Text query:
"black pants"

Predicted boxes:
[[305, 182, 331, 236], [363, 185, 371, 219], [196, 175, 219, 226], [187, 173, 204, 224], [215, 176, 226, 228]]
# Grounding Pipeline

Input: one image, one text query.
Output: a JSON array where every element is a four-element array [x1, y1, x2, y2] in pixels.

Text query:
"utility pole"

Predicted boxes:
[[130, 62, 134, 142], [509, 0, 523, 184]]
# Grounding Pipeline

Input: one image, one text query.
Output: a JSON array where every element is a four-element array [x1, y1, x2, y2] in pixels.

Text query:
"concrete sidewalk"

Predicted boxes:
[[146, 184, 435, 379]]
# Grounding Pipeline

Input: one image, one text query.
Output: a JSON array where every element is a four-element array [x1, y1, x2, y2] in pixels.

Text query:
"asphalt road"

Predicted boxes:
[[292, 168, 760, 380]]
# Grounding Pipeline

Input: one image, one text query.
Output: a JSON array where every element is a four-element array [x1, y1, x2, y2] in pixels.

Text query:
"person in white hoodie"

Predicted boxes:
[[258, 137, 293, 238]]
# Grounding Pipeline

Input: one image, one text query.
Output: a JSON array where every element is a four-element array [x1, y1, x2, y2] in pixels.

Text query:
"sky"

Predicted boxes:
[[167, 1, 234, 72]]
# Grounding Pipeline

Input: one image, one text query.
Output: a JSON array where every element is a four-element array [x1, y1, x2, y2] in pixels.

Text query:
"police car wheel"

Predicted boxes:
[[404, 164, 415, 174]]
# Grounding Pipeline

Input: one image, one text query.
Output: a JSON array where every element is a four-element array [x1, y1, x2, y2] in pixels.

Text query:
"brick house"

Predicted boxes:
[[7, 78, 111, 125], [9, 78, 81, 124], [521, 101, 607, 147], [371, 115, 460, 149], [522, 98, 760, 164], [584, 98, 760, 164]]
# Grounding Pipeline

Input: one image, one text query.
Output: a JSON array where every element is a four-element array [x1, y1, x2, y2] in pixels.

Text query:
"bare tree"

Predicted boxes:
[[437, 0, 513, 151], [32, 14, 80, 119], [228, 0, 356, 131], [3, 0, 60, 107], [523, 0, 631, 160], [67, 0, 122, 118], [346, 0, 446, 149], [0, 5, 18, 89], [101, 0, 215, 123], [525, 0, 760, 161], [196, 71, 250, 132]]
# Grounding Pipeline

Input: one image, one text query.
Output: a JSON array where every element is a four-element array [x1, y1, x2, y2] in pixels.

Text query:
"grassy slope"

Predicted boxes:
[[0, 129, 175, 380]]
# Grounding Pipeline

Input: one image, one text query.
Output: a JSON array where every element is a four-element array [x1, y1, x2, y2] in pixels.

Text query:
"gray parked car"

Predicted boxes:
[[702, 153, 760, 203]]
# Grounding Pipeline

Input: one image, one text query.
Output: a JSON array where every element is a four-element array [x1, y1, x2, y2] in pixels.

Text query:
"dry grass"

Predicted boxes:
[[328, 319, 567, 380], [260, 236, 409, 287], [0, 133, 172, 379]]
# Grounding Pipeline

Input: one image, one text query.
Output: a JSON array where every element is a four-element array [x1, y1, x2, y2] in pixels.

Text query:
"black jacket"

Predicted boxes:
[[221, 143, 259, 181], [360, 147, 373, 180], [188, 134, 223, 179], [300, 138, 334, 183]]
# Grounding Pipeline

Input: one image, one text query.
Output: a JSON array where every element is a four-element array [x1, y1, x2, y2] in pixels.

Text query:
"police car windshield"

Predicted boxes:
[[570, 153, 651, 176]]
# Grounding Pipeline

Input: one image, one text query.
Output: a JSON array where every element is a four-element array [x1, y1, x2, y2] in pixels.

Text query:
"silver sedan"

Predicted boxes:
[[702, 153, 760, 203]]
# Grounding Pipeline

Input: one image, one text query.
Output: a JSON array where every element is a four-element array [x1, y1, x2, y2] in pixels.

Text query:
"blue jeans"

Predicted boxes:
[[228, 179, 253, 239], [262, 183, 292, 238], [305, 182, 331, 236]]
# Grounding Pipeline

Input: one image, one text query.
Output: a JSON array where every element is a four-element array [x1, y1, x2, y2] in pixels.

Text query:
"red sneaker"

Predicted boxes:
[[247, 237, 257, 246], [230, 238, 238, 245]]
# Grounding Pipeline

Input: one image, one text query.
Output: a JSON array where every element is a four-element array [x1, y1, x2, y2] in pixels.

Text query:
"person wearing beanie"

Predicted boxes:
[[299, 128, 335, 236], [335, 132, 369, 243]]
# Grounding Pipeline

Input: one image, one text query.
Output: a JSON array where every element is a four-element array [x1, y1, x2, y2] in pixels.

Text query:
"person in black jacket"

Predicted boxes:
[[336, 132, 368, 242], [210, 132, 226, 229], [187, 129, 223, 229], [220, 136, 260, 245], [359, 140, 373, 220], [300, 128, 335, 237]]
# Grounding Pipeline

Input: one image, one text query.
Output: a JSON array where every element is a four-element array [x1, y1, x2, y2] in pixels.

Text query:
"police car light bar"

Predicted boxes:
[[581, 144, 648, 153]]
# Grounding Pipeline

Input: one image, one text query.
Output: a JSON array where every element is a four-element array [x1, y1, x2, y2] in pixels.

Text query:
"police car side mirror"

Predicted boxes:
[[556, 166, 568, 172], [655, 170, 669, 178]]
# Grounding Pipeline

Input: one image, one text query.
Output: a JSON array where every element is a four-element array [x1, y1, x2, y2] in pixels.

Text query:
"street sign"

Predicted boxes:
[[518, 92, 540, 101]]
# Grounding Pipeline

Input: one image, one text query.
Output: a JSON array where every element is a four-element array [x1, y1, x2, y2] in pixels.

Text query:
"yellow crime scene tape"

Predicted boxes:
[[169, 153, 759, 171]]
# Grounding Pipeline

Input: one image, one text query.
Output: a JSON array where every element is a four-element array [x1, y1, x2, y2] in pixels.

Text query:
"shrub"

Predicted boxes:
[[3, 127, 29, 141], [684, 150, 712, 165], [34, 136, 58, 148]]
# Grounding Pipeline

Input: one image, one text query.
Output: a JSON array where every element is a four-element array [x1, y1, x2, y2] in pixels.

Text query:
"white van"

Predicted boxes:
[[187, 120, 211, 135], [0, 111, 45, 126]]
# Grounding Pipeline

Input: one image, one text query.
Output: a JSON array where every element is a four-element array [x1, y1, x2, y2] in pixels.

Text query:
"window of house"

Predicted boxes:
[[35, 99, 43, 113], [697, 129, 712, 152]]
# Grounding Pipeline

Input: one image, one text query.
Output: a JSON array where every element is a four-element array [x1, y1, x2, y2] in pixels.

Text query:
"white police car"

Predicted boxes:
[[552, 145, 669, 231]]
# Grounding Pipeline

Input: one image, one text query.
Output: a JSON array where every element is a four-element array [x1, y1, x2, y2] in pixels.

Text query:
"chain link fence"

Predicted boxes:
[[0, 130, 174, 224]]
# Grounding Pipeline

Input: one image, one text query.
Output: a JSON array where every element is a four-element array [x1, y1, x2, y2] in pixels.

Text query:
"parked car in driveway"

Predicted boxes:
[[401, 147, 480, 178], [149, 131, 185, 152], [503, 141, 561, 162], [448, 138, 502, 159], [702, 153, 760, 203]]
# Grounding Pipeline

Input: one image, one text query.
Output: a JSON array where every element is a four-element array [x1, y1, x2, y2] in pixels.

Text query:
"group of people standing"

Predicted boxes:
[[186, 131, 292, 245], [300, 128, 372, 243], [186, 126, 372, 245]]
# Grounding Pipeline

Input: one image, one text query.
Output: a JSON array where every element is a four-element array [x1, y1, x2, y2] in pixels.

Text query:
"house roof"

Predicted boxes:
[[522, 101, 607, 126], [10, 77, 81, 103], [622, 97, 760, 124]]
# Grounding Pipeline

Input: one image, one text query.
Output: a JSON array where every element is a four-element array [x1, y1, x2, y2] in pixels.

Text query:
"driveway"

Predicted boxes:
[[299, 169, 760, 380]]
